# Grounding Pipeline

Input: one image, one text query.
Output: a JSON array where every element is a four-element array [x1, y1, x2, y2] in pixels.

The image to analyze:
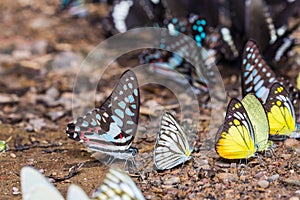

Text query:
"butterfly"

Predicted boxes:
[[264, 82, 299, 138], [92, 168, 145, 200], [154, 112, 193, 170], [215, 0, 299, 61], [21, 166, 144, 200], [102, 0, 167, 36], [215, 94, 272, 159], [140, 15, 213, 90], [241, 40, 299, 104], [21, 167, 65, 200], [66, 70, 140, 166], [60, 0, 88, 17]]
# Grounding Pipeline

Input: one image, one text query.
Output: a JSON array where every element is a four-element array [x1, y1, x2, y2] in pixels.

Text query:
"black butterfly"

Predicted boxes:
[[241, 40, 299, 104]]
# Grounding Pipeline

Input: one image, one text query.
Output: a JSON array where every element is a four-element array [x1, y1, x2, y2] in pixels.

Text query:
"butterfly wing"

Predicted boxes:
[[102, 0, 166, 36], [154, 112, 192, 170], [21, 167, 64, 200], [92, 168, 145, 200], [241, 40, 277, 102], [264, 82, 297, 136], [241, 94, 271, 152], [67, 184, 90, 200], [66, 70, 140, 152], [215, 98, 256, 159], [241, 40, 299, 103]]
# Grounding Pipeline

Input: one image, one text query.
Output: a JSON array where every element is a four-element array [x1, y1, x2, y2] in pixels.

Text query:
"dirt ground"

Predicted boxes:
[[0, 1, 300, 199]]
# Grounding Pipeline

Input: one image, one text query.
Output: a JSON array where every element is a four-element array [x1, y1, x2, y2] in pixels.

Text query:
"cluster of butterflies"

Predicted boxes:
[[66, 69, 193, 171], [62, 0, 300, 91], [66, 39, 300, 168], [21, 166, 146, 200], [215, 40, 300, 160]]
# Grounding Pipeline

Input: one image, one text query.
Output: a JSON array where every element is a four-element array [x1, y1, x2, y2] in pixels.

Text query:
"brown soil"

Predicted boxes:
[[0, 1, 300, 199]]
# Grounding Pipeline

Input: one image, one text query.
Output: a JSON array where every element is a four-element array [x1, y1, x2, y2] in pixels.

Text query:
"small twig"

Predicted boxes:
[[49, 162, 84, 182]]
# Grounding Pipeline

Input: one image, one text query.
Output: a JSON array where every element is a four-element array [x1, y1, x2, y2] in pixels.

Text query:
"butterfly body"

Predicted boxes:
[[66, 70, 140, 164]]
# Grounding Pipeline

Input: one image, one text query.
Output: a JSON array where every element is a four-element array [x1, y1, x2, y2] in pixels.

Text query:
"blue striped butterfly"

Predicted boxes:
[[264, 82, 299, 138], [92, 168, 145, 200], [241, 40, 299, 104], [154, 112, 193, 170], [66, 70, 140, 166], [60, 0, 88, 17], [215, 94, 272, 159], [140, 15, 211, 90]]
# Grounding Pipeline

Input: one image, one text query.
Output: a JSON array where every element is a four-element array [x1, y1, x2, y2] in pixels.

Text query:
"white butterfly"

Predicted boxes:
[[21, 166, 144, 200], [21, 166, 64, 200], [154, 112, 193, 170], [92, 168, 145, 200]]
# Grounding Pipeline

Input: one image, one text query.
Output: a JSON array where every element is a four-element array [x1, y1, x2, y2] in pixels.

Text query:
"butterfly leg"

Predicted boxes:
[[105, 155, 116, 166]]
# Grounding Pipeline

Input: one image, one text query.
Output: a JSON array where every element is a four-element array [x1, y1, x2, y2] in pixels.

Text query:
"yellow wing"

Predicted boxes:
[[241, 94, 271, 152], [264, 83, 296, 136], [215, 98, 256, 159]]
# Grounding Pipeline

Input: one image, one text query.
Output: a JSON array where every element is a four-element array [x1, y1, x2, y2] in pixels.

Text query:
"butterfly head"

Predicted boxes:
[[127, 147, 138, 157]]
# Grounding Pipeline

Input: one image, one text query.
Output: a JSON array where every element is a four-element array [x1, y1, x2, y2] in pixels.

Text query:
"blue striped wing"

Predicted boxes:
[[66, 70, 140, 152], [241, 40, 299, 104]]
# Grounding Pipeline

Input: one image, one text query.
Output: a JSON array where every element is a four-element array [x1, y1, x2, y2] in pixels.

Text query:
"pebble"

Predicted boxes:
[[281, 154, 292, 159], [267, 174, 280, 182], [284, 139, 299, 148], [258, 180, 269, 188], [0, 94, 19, 104], [216, 173, 238, 182], [163, 176, 181, 185], [12, 187, 20, 195], [51, 51, 82, 70], [12, 49, 31, 60], [32, 40, 48, 55], [47, 111, 65, 121], [46, 87, 60, 99], [29, 118, 46, 132], [10, 153, 16, 158]]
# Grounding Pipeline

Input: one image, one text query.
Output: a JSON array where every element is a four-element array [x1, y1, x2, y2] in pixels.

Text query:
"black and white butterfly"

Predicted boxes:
[[216, 0, 299, 62], [92, 168, 145, 200], [102, 0, 167, 36], [241, 40, 299, 104], [154, 112, 193, 170], [66, 70, 140, 166]]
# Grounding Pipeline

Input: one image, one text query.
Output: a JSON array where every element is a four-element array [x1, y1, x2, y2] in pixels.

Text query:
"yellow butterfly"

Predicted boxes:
[[264, 83, 299, 137], [215, 94, 272, 159]]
